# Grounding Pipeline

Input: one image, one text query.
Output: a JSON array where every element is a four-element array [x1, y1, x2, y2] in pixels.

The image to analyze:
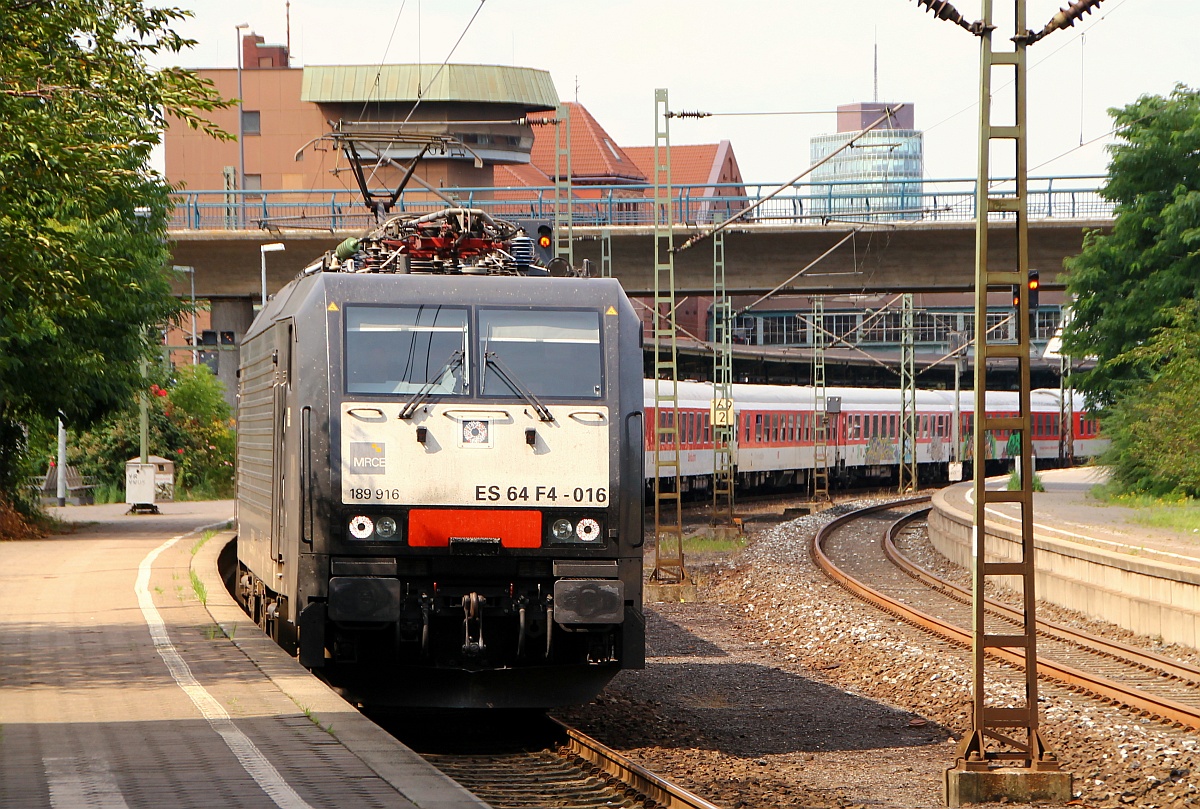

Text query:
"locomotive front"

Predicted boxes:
[[244, 210, 645, 709]]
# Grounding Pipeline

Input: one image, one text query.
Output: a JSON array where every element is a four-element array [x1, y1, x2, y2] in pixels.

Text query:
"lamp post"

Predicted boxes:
[[172, 265, 197, 365], [260, 242, 285, 307], [235, 22, 249, 226]]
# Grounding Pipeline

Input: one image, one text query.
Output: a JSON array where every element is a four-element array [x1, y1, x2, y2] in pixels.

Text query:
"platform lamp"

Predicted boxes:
[[172, 265, 197, 364], [260, 242, 285, 307], [235, 22, 249, 226]]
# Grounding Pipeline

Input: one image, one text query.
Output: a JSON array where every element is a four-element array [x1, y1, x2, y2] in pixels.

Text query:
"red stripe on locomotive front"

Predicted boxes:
[[407, 509, 543, 548]]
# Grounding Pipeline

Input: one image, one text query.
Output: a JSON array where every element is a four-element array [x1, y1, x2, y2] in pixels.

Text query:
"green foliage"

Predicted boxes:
[[0, 0, 231, 505], [1062, 85, 1200, 408], [1097, 300, 1200, 497], [1089, 483, 1200, 533], [1005, 470, 1044, 492], [190, 569, 208, 606], [70, 365, 236, 498]]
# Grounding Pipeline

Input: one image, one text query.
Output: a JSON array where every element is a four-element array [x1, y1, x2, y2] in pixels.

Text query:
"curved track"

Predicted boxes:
[[420, 717, 721, 809], [813, 498, 1200, 731]]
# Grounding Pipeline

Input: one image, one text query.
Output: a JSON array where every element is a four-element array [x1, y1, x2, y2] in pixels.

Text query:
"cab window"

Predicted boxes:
[[478, 309, 602, 398], [345, 305, 467, 395]]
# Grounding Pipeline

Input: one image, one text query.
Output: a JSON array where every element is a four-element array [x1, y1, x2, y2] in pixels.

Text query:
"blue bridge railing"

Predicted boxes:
[[168, 175, 1112, 232]]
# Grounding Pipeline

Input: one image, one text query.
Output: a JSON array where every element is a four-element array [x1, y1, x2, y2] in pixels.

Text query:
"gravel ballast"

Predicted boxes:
[[554, 501, 1200, 808]]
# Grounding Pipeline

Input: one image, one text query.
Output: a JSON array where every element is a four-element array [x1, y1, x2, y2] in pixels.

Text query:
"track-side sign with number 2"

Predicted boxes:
[[711, 398, 733, 426]]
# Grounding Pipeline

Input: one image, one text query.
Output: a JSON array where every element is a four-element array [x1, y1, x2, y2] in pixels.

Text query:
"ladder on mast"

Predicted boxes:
[[552, 104, 573, 267], [899, 293, 918, 493], [711, 227, 735, 525], [959, 0, 1058, 773], [812, 295, 830, 503], [649, 88, 686, 584]]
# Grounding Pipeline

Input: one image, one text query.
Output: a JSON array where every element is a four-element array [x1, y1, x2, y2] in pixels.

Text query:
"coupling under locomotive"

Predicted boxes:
[[235, 209, 645, 709]]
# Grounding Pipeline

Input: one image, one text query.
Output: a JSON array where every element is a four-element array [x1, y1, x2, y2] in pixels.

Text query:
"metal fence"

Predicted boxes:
[[168, 175, 1112, 232]]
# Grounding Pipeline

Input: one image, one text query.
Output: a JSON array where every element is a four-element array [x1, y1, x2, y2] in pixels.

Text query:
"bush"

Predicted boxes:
[[1006, 470, 1045, 492], [70, 364, 236, 499], [1100, 301, 1200, 498]]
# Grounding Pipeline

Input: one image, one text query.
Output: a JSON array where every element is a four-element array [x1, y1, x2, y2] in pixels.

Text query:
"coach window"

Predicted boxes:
[[345, 305, 467, 395], [478, 309, 602, 398]]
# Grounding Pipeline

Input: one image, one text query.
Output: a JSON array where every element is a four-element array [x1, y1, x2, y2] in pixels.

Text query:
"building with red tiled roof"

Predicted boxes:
[[623, 141, 742, 196], [494, 162, 551, 187], [527, 102, 645, 185], [624, 141, 746, 223], [496, 102, 747, 228]]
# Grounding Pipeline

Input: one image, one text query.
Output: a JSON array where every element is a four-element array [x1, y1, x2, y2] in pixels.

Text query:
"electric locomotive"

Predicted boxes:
[[235, 209, 645, 709]]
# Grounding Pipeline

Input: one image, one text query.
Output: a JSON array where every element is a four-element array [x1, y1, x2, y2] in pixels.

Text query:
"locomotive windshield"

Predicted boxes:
[[345, 305, 468, 395], [478, 309, 602, 398]]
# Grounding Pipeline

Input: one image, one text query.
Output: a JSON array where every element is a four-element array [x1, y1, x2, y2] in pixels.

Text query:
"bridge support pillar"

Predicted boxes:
[[210, 298, 255, 409]]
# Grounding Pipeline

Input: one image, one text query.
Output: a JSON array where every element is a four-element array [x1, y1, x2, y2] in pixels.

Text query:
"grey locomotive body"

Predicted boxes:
[[236, 265, 645, 709]]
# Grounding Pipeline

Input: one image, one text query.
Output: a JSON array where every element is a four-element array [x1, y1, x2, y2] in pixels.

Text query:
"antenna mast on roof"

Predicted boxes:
[[873, 29, 878, 102], [286, 1, 291, 62]]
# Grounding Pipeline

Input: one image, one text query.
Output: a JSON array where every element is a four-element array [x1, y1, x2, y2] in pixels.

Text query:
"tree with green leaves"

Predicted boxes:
[[1098, 300, 1200, 497], [1062, 84, 1200, 408], [0, 1, 230, 510], [70, 364, 237, 500]]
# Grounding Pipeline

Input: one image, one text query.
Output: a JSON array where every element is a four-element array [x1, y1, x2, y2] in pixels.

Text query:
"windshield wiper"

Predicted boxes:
[[484, 352, 554, 422], [398, 351, 463, 420]]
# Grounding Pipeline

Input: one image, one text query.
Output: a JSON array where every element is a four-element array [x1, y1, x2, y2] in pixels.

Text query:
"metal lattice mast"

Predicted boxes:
[[650, 88, 686, 584], [553, 103, 574, 267], [1060, 354, 1074, 463], [1058, 304, 1074, 463], [811, 295, 830, 502], [711, 227, 735, 525], [899, 293, 918, 493], [962, 0, 1057, 773]]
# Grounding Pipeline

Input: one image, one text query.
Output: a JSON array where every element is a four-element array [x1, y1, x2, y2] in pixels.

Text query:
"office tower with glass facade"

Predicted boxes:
[[809, 102, 923, 222]]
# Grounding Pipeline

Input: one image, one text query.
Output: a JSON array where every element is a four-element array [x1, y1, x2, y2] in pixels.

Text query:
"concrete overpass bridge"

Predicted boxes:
[[167, 176, 1112, 300], [170, 218, 1108, 300], [167, 177, 1111, 395]]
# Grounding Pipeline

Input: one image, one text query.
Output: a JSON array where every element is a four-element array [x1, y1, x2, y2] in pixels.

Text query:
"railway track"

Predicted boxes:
[[813, 498, 1200, 732], [391, 713, 721, 809]]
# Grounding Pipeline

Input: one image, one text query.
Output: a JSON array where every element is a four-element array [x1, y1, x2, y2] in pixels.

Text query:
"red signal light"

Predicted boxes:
[[538, 234, 552, 249]]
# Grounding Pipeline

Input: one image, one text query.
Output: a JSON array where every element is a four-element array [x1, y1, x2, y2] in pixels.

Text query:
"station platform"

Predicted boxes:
[[930, 467, 1200, 650], [0, 501, 487, 809]]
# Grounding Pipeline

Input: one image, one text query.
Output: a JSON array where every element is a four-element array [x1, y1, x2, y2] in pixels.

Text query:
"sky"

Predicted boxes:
[[151, 0, 1197, 185]]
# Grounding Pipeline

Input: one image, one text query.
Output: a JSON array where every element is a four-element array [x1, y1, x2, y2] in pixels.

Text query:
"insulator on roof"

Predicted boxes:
[[510, 235, 535, 269], [1021, 0, 1105, 44], [912, 0, 983, 33]]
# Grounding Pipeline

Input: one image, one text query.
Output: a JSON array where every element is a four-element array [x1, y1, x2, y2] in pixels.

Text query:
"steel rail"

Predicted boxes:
[[812, 499, 1200, 732], [551, 717, 723, 809], [883, 509, 1200, 686]]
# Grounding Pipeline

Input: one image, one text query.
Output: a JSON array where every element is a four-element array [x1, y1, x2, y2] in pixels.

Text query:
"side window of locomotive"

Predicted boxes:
[[345, 305, 468, 395], [477, 309, 602, 398]]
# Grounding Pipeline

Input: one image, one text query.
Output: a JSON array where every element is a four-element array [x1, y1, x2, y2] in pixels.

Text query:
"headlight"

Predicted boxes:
[[576, 518, 601, 542], [376, 516, 398, 539], [550, 518, 574, 541], [348, 515, 374, 540]]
